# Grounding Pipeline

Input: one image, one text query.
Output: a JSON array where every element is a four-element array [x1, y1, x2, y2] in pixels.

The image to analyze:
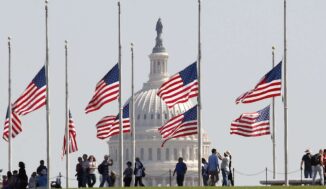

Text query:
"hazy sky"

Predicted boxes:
[[0, 0, 326, 186]]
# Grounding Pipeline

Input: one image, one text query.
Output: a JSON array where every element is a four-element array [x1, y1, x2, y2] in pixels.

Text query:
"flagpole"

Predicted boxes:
[[44, 0, 51, 188], [64, 40, 70, 189], [117, 1, 124, 187], [197, 0, 202, 186], [272, 45, 276, 179], [8, 36, 12, 172], [130, 43, 136, 184], [283, 0, 289, 186]]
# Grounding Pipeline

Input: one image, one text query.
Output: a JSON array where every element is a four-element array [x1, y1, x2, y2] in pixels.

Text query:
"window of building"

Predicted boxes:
[[143, 114, 146, 120], [157, 148, 161, 161], [140, 148, 144, 160], [165, 148, 170, 161], [174, 148, 178, 161], [157, 113, 160, 119], [148, 148, 152, 161], [151, 114, 154, 119], [137, 114, 140, 120]]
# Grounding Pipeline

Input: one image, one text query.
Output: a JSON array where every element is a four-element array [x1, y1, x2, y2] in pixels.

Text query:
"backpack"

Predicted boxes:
[[98, 163, 104, 174], [311, 154, 320, 166]]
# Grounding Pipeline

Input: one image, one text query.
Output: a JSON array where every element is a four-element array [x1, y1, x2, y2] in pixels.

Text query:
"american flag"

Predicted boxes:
[[236, 61, 282, 104], [230, 105, 270, 137], [157, 62, 198, 109], [3, 107, 22, 141], [62, 111, 78, 157], [85, 63, 119, 113], [158, 105, 198, 147], [95, 103, 130, 139], [13, 66, 46, 115]]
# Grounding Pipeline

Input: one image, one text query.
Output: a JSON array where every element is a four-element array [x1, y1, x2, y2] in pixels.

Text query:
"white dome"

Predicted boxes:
[[108, 19, 211, 186]]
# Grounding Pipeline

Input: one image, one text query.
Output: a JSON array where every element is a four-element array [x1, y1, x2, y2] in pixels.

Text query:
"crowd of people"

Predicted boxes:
[[75, 154, 146, 188], [172, 148, 233, 187], [2, 160, 48, 189], [301, 148, 326, 185]]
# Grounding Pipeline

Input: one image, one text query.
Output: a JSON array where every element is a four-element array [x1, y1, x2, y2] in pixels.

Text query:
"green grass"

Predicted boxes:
[[66, 187, 326, 189]]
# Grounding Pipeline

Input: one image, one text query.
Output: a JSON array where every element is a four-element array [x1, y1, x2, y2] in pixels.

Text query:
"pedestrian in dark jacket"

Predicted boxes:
[[173, 157, 187, 186], [18, 161, 28, 189], [99, 155, 113, 187], [123, 161, 133, 187], [76, 157, 83, 188]]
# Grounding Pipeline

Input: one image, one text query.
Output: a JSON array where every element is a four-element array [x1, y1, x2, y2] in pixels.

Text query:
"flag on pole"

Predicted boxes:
[[236, 61, 282, 104], [95, 103, 130, 139], [157, 62, 198, 109], [230, 105, 270, 137], [3, 107, 22, 141], [62, 111, 78, 157], [13, 66, 46, 115], [85, 63, 119, 113], [158, 105, 198, 147]]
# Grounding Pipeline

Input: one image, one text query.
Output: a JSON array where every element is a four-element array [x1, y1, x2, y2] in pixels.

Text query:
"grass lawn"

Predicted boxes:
[[65, 187, 326, 189]]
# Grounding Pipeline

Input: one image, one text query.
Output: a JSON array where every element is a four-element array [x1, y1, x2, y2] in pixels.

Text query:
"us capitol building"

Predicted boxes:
[[109, 19, 211, 186]]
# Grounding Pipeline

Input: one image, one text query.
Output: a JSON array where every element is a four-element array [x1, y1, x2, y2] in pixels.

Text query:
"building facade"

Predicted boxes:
[[109, 19, 211, 186]]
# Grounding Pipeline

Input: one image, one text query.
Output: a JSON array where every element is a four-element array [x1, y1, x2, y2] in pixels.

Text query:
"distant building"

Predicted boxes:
[[109, 19, 211, 186]]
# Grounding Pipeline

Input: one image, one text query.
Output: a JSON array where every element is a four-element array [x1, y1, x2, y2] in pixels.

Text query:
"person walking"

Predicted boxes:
[[81, 154, 90, 187], [173, 157, 187, 186], [17, 161, 28, 189], [75, 157, 83, 188], [228, 151, 234, 186], [312, 149, 324, 185], [99, 155, 113, 187], [221, 151, 230, 186], [201, 158, 209, 186], [134, 157, 145, 186], [301, 149, 312, 178], [207, 148, 220, 186], [88, 155, 97, 187], [123, 161, 133, 187]]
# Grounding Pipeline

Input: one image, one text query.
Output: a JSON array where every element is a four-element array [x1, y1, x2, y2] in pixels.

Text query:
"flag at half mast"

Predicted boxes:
[[236, 61, 282, 104], [157, 62, 198, 109], [62, 111, 78, 157], [13, 66, 46, 115], [96, 103, 131, 139], [158, 105, 198, 147], [230, 105, 270, 137], [85, 63, 119, 114], [2, 107, 22, 141]]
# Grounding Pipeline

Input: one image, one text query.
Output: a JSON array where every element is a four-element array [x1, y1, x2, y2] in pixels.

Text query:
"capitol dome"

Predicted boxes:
[[108, 19, 211, 186]]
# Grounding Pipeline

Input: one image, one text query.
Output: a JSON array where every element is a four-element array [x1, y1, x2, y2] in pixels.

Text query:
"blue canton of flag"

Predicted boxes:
[[157, 62, 199, 109], [85, 63, 120, 113], [13, 66, 47, 116], [159, 105, 198, 147], [95, 103, 131, 140], [236, 61, 282, 104]]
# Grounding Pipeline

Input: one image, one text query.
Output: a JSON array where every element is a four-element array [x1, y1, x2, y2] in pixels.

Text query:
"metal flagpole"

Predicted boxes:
[[117, 1, 124, 187], [64, 40, 70, 189], [272, 46, 276, 179], [197, 0, 202, 186], [283, 0, 289, 186], [130, 43, 136, 184], [45, 0, 51, 188], [8, 37, 12, 172]]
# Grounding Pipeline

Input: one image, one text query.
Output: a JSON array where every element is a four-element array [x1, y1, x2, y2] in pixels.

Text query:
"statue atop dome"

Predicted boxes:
[[153, 18, 166, 53]]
